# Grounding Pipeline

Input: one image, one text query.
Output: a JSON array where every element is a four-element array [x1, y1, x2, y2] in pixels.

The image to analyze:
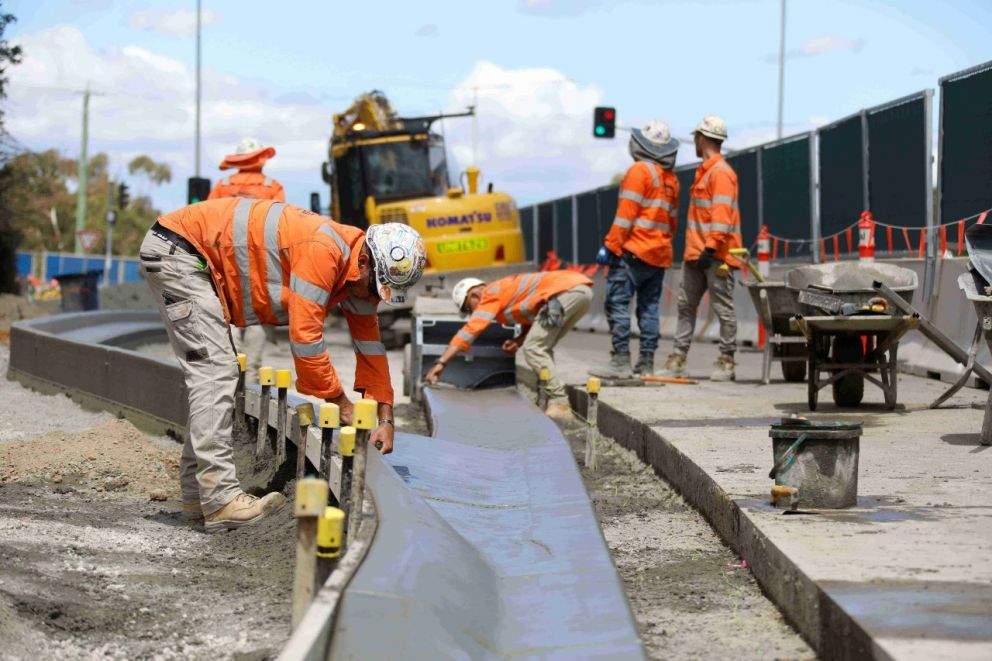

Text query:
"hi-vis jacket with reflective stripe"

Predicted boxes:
[[158, 198, 391, 404], [208, 171, 286, 202], [605, 161, 680, 267], [449, 271, 593, 352], [684, 154, 742, 268]]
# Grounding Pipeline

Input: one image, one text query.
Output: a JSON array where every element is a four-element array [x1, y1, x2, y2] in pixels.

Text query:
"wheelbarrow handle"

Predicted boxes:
[[769, 433, 808, 480]]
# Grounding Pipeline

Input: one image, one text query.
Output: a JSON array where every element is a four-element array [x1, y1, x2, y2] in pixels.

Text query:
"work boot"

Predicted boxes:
[[633, 352, 655, 376], [182, 502, 203, 522], [204, 491, 287, 533], [660, 351, 687, 377], [545, 401, 576, 424], [710, 354, 736, 382], [588, 352, 633, 379]]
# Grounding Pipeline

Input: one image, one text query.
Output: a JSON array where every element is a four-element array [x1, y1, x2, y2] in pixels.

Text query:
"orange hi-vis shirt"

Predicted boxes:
[[605, 161, 680, 267], [684, 154, 742, 268], [158, 198, 391, 404], [449, 271, 593, 352], [208, 171, 286, 202]]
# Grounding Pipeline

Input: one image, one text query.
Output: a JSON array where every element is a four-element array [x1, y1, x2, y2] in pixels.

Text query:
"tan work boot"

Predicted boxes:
[[204, 491, 287, 533], [545, 401, 576, 424], [711, 353, 736, 382], [661, 351, 687, 377], [182, 502, 204, 522]]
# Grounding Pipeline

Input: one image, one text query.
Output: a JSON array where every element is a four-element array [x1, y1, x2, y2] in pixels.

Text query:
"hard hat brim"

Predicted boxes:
[[691, 127, 727, 141], [631, 128, 679, 159], [219, 147, 276, 170]]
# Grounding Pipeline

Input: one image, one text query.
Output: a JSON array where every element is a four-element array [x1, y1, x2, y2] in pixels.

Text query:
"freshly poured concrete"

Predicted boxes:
[[552, 331, 992, 660]]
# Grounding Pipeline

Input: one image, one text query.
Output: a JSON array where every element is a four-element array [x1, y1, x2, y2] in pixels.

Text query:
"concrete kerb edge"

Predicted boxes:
[[565, 384, 885, 661]]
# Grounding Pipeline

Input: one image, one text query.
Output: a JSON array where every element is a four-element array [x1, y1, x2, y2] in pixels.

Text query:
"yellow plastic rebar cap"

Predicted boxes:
[[354, 399, 377, 430], [236, 353, 247, 372], [294, 477, 329, 517], [539, 368, 551, 382], [319, 403, 340, 428], [587, 377, 601, 394], [317, 506, 345, 558], [338, 426, 356, 456], [276, 369, 292, 389], [258, 366, 274, 386]]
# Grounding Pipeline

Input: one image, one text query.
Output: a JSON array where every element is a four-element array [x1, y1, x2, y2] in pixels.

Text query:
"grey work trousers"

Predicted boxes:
[[232, 324, 265, 381], [522, 284, 593, 402], [673, 262, 738, 356], [139, 232, 242, 515]]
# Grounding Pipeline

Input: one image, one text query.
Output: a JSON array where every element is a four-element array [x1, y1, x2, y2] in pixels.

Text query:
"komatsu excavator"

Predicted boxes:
[[320, 91, 526, 274]]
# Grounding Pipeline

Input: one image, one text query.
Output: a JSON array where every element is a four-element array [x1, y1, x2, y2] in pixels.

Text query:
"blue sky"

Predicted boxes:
[[5, 0, 991, 213]]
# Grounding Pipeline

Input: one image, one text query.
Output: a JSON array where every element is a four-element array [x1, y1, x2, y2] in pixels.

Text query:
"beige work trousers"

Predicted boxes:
[[139, 232, 242, 515], [673, 262, 737, 356], [522, 284, 593, 402], [232, 324, 265, 381]]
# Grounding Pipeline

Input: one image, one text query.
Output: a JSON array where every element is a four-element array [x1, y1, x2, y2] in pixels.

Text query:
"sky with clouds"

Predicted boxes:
[[3, 0, 991, 213]]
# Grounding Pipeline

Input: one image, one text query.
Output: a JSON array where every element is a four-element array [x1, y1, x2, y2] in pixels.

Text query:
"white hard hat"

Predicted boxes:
[[452, 277, 485, 313], [631, 120, 679, 158], [365, 223, 428, 306], [692, 116, 728, 141], [236, 137, 263, 154]]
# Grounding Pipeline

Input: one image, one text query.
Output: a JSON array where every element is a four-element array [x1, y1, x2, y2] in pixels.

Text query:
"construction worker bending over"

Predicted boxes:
[[589, 120, 680, 379], [208, 138, 286, 381], [425, 271, 593, 421], [663, 116, 742, 381], [139, 199, 426, 532]]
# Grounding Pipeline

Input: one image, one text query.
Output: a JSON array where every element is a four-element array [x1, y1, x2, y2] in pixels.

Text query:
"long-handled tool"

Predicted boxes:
[[728, 248, 765, 283], [640, 375, 698, 385]]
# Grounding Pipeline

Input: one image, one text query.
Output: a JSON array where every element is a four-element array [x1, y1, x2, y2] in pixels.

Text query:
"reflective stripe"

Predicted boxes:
[[471, 310, 496, 322], [692, 197, 712, 209], [456, 329, 477, 344], [503, 274, 532, 324], [263, 202, 287, 324], [290, 273, 330, 307], [640, 198, 674, 211], [638, 161, 659, 188], [516, 273, 544, 322], [712, 195, 739, 209], [221, 177, 230, 186], [291, 338, 326, 358], [264, 177, 272, 186], [612, 217, 633, 229], [619, 190, 645, 205], [634, 218, 671, 230], [353, 339, 387, 355], [687, 220, 710, 232], [232, 198, 258, 324], [339, 296, 378, 315], [709, 222, 738, 233], [686, 220, 738, 233], [319, 224, 351, 261]]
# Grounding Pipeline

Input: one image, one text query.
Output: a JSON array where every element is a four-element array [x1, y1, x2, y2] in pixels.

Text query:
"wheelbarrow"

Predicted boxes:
[[745, 281, 807, 384], [957, 271, 992, 445], [786, 263, 919, 410]]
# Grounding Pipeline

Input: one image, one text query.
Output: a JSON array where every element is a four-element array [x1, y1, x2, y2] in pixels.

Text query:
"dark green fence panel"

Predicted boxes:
[[553, 197, 574, 262], [868, 94, 928, 228], [576, 191, 602, 264], [519, 206, 535, 261], [819, 114, 864, 252], [537, 202, 554, 262], [761, 135, 813, 257], [940, 62, 992, 224], [725, 150, 759, 249]]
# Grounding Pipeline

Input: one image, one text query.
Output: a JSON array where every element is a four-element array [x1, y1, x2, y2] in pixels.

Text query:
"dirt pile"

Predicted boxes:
[[0, 294, 57, 342], [0, 418, 180, 499]]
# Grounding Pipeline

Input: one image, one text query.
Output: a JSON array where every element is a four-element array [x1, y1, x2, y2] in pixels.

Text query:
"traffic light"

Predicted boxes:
[[117, 182, 130, 209], [593, 106, 616, 138], [187, 177, 211, 204]]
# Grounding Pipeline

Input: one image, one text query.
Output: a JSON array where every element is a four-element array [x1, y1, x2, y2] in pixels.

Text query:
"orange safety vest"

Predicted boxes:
[[449, 271, 593, 352], [605, 161, 679, 267], [157, 198, 391, 404], [208, 171, 286, 202], [684, 154, 742, 267]]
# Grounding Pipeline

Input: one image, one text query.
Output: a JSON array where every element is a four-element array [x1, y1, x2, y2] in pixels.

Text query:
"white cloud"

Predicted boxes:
[[128, 8, 221, 37], [414, 23, 438, 37], [765, 35, 864, 63], [442, 61, 629, 203], [5, 25, 328, 209]]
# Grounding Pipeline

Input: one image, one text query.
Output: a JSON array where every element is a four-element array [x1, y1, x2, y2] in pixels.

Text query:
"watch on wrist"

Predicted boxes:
[[434, 359, 446, 367], [377, 418, 394, 427]]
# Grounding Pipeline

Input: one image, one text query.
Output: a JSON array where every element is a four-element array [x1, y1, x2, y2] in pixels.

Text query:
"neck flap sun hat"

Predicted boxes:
[[631, 120, 680, 161], [220, 136, 276, 170], [365, 223, 428, 306]]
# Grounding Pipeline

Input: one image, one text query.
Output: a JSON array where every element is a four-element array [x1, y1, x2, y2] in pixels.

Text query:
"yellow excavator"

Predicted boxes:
[[320, 91, 526, 273]]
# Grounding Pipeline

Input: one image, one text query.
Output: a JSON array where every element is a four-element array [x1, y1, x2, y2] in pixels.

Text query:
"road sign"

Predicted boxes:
[[77, 229, 102, 253]]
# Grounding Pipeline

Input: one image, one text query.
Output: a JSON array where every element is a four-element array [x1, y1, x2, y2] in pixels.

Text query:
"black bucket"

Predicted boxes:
[[54, 270, 102, 312]]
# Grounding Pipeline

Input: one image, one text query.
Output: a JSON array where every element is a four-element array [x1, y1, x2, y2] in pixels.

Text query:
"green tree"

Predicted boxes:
[[0, 2, 23, 292]]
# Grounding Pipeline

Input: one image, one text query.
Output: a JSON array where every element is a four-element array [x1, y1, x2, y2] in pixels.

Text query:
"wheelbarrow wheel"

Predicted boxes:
[[832, 335, 864, 407], [781, 344, 807, 383]]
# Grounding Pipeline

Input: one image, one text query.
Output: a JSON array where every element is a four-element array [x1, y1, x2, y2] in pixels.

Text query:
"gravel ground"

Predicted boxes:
[[558, 417, 814, 660]]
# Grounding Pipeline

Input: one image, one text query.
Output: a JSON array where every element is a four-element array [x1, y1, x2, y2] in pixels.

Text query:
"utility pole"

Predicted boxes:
[[74, 86, 90, 254], [776, 0, 787, 140], [195, 0, 202, 176], [472, 85, 478, 167]]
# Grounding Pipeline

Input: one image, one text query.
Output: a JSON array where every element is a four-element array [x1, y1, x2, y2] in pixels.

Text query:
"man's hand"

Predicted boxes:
[[370, 422, 394, 454], [696, 247, 716, 271], [327, 392, 354, 425], [502, 337, 523, 354], [424, 362, 445, 384]]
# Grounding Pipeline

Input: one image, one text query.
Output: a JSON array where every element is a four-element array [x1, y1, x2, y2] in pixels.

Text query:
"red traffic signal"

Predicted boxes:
[[593, 106, 616, 138]]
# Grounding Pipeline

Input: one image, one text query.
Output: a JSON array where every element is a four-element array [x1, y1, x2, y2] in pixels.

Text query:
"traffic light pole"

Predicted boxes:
[[103, 182, 116, 286]]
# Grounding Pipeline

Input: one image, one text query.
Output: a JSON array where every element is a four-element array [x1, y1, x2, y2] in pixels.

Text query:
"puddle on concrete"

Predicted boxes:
[[822, 579, 992, 641], [644, 416, 779, 429]]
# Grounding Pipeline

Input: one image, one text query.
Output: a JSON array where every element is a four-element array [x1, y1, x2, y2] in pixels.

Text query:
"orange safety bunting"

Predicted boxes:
[[902, 228, 912, 251], [784, 240, 790, 258], [940, 225, 947, 256], [820, 238, 827, 262], [832, 235, 840, 261], [979, 211, 989, 225], [886, 226, 894, 253], [958, 221, 965, 256], [918, 228, 925, 258], [772, 237, 779, 260]]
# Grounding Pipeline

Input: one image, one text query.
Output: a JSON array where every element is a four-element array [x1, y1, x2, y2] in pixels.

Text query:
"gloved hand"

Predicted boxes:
[[696, 247, 716, 271], [596, 246, 611, 265]]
